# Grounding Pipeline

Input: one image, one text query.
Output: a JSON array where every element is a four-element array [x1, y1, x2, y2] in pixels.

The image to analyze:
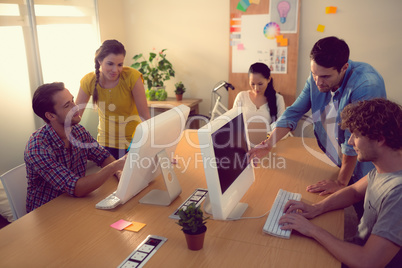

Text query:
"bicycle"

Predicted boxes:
[[185, 81, 235, 129]]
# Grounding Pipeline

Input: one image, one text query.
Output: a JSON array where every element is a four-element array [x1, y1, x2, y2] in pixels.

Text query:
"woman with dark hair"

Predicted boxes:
[[76, 40, 150, 159], [233, 62, 285, 143]]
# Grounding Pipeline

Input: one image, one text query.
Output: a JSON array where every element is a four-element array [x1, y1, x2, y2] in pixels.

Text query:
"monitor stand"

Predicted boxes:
[[139, 150, 182, 206], [203, 194, 248, 220]]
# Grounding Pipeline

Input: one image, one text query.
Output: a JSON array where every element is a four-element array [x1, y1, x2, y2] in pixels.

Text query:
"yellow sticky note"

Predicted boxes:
[[250, 0, 261, 4], [325, 6, 337, 14], [317, 24, 325, 32], [124, 222, 146, 232]]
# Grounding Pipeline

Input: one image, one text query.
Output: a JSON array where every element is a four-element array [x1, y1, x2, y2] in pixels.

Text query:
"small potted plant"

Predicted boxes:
[[176, 202, 209, 250], [174, 81, 186, 101]]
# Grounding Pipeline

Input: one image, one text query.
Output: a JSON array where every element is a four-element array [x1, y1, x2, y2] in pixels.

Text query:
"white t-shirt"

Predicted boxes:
[[233, 90, 285, 131], [233, 90, 286, 146]]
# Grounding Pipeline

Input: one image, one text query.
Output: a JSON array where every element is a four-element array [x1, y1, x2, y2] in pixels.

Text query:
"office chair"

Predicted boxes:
[[0, 164, 27, 221]]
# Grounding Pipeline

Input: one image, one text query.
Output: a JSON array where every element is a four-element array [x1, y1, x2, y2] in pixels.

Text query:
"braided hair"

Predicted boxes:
[[248, 62, 278, 122], [93, 39, 126, 105]]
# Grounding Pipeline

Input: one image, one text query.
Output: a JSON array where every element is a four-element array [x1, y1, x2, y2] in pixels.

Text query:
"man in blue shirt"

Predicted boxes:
[[248, 36, 386, 200]]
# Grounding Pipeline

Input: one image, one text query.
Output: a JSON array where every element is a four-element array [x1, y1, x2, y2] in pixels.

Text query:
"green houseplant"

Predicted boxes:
[[176, 202, 209, 250], [174, 81, 186, 101], [131, 49, 175, 90], [131, 49, 174, 101]]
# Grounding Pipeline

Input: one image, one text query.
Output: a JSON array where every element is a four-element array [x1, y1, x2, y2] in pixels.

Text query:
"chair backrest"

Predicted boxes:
[[0, 164, 27, 221]]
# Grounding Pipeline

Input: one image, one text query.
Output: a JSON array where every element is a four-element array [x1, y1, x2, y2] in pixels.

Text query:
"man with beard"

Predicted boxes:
[[25, 82, 126, 212]]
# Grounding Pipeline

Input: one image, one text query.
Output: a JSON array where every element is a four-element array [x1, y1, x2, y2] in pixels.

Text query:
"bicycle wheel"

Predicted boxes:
[[185, 114, 210, 129]]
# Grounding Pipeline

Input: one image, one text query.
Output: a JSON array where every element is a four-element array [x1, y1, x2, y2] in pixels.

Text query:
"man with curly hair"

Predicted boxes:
[[278, 98, 402, 267]]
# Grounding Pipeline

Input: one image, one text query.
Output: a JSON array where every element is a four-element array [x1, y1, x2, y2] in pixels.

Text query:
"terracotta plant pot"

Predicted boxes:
[[175, 94, 183, 101], [183, 227, 206, 250]]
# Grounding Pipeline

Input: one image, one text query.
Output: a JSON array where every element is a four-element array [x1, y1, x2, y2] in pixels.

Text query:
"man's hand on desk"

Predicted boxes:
[[306, 180, 346, 196]]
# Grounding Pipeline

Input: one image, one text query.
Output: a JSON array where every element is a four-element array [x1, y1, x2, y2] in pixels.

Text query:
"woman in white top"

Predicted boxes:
[[233, 62, 286, 145]]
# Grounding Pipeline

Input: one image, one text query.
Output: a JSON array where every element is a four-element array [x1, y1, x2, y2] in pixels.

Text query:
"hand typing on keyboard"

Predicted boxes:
[[262, 189, 301, 239], [283, 199, 320, 219], [278, 199, 322, 238], [278, 213, 318, 238]]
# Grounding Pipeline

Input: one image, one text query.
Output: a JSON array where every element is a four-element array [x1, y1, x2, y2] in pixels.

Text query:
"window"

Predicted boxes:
[[0, 0, 100, 174]]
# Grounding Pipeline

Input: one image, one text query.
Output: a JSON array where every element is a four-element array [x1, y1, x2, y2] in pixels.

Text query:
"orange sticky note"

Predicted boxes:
[[325, 6, 337, 14], [317, 24, 325, 32], [230, 19, 241, 26], [124, 222, 146, 232], [276, 35, 284, 43], [280, 39, 288, 46]]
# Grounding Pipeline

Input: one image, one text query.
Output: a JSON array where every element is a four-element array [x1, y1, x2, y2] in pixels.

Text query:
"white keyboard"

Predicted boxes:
[[263, 189, 301, 239], [95, 191, 121, 209]]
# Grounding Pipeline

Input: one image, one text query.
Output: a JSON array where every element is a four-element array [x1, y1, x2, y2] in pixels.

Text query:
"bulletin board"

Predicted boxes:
[[228, 0, 301, 108]]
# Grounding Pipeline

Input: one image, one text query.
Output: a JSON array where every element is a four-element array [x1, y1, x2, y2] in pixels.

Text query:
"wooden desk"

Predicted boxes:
[[147, 97, 202, 115], [0, 131, 342, 267]]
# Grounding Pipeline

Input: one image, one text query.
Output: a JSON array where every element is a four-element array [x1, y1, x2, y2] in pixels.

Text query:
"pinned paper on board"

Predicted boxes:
[[230, 15, 242, 47], [270, 0, 298, 33], [317, 24, 325, 32], [263, 22, 280, 40], [237, 0, 262, 12], [237, 0, 250, 12], [230, 26, 241, 33], [276, 35, 288, 46], [266, 47, 288, 74], [325, 6, 337, 14], [277, 1, 291, 24]]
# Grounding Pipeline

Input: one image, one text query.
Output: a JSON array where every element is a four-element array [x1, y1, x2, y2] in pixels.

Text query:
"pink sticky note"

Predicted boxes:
[[237, 43, 245, 50], [110, 219, 132, 230]]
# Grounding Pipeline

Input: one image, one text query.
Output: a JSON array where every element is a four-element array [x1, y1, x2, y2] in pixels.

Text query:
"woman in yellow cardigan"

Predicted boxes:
[[76, 40, 150, 159]]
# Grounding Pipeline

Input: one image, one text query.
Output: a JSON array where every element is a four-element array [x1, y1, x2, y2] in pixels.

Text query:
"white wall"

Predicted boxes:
[[297, 0, 402, 103], [121, 0, 230, 117]]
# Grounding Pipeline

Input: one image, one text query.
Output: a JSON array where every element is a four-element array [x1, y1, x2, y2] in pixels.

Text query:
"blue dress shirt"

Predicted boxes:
[[275, 60, 386, 182]]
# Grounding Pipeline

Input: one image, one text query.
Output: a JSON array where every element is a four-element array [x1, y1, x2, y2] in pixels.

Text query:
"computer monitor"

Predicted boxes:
[[115, 104, 190, 206], [198, 107, 255, 220]]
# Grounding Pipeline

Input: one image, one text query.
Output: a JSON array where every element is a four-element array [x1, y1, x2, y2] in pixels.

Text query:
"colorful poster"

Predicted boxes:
[[270, 0, 298, 33], [232, 14, 288, 74]]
